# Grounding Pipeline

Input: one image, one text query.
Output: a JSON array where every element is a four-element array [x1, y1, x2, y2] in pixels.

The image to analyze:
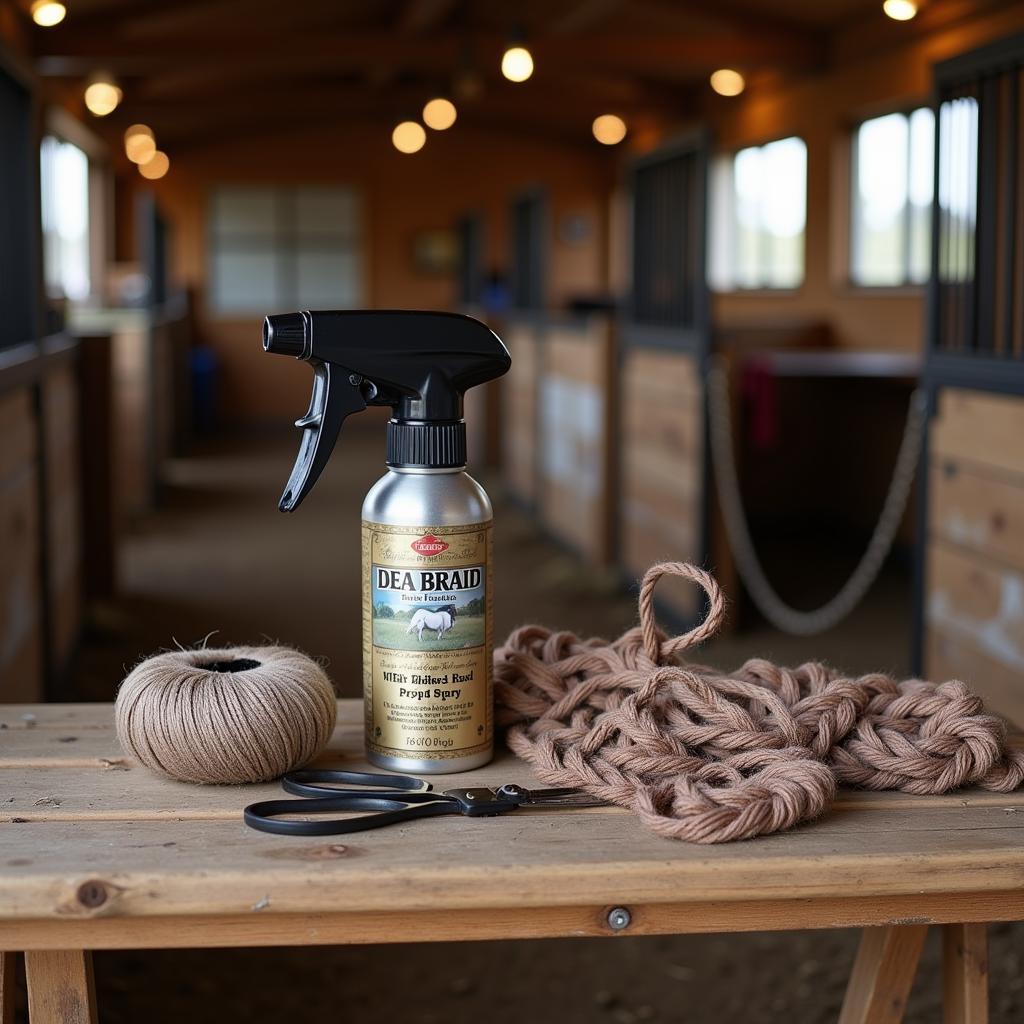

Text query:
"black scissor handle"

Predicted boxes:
[[282, 769, 433, 799], [243, 793, 460, 837]]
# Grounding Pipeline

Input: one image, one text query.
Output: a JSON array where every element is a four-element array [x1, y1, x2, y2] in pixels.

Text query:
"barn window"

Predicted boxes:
[[850, 107, 934, 287], [208, 186, 362, 314], [708, 136, 807, 291], [40, 136, 92, 303]]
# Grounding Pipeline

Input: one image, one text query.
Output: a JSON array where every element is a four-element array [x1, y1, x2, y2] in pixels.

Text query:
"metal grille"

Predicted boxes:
[[0, 66, 36, 349], [631, 145, 704, 328], [456, 213, 484, 307], [932, 36, 1024, 363], [511, 191, 546, 311]]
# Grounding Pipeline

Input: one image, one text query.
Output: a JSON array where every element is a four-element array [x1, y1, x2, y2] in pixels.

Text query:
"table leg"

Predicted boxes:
[[24, 950, 98, 1024], [1, 952, 17, 1024], [943, 923, 989, 1024], [838, 924, 929, 1024]]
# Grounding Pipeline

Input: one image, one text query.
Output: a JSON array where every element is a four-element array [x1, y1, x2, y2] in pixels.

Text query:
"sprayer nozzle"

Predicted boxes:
[[263, 313, 306, 357]]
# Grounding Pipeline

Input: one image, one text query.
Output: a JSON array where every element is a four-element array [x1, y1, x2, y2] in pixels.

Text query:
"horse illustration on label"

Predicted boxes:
[[407, 604, 458, 641]]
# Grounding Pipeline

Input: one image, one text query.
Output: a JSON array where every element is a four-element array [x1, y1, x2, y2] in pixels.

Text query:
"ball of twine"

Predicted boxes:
[[115, 645, 337, 784]]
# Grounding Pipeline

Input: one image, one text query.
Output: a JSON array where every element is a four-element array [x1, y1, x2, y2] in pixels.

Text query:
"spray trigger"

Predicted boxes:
[[263, 310, 510, 510], [279, 361, 368, 512]]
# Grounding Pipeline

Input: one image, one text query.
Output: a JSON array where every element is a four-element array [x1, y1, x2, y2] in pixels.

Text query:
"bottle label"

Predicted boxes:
[[362, 520, 493, 761]]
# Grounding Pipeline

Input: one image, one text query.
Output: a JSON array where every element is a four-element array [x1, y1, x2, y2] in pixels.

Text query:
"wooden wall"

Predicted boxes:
[[925, 389, 1024, 726], [146, 125, 613, 426], [620, 348, 704, 621]]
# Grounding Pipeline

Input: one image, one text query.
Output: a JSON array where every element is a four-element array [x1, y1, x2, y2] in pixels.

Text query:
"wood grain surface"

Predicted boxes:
[[1, 701, 1023, 950]]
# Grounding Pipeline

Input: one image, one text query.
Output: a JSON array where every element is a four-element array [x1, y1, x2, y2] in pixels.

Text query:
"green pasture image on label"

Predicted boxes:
[[371, 564, 485, 651]]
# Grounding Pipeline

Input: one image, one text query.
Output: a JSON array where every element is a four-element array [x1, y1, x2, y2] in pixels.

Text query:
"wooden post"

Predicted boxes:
[[838, 925, 929, 1024], [943, 923, 989, 1024], [24, 950, 97, 1024], [1, 952, 17, 1024]]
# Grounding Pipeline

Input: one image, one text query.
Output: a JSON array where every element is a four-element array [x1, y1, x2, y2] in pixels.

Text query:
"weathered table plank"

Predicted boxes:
[[4, 815, 1024, 923], [2, 700, 1024, 951]]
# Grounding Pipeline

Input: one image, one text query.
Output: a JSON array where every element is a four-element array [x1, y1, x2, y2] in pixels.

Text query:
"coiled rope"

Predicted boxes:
[[495, 562, 1024, 843], [706, 359, 927, 636]]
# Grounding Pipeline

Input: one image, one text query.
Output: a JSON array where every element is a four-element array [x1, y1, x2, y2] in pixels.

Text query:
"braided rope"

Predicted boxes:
[[494, 562, 1024, 843]]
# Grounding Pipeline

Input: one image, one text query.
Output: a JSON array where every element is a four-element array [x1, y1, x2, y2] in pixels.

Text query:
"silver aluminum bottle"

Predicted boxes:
[[361, 463, 494, 774]]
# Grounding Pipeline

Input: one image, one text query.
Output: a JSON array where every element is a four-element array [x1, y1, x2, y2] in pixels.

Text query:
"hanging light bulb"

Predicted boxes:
[[423, 98, 457, 131], [709, 69, 745, 97], [392, 121, 426, 154], [30, 0, 66, 26], [501, 45, 534, 83], [882, 0, 917, 19], [124, 124, 156, 164], [592, 114, 627, 145], [84, 73, 122, 116], [138, 150, 169, 180]]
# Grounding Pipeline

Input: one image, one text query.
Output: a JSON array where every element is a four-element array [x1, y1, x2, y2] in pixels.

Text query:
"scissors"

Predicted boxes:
[[243, 769, 606, 836]]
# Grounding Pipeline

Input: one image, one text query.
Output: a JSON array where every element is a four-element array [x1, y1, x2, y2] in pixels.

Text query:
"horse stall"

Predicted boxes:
[[617, 135, 711, 624], [0, 338, 85, 703], [917, 29, 1024, 727]]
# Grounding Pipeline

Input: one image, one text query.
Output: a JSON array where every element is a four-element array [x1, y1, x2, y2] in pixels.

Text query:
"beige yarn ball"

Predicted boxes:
[[115, 645, 337, 784]]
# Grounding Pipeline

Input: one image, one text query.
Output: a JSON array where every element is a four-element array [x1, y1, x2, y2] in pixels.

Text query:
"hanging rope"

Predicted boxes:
[[495, 562, 1024, 844], [705, 359, 927, 636]]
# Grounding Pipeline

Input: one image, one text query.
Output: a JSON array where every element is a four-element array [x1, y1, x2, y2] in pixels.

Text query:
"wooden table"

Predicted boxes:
[[1, 701, 1022, 1024]]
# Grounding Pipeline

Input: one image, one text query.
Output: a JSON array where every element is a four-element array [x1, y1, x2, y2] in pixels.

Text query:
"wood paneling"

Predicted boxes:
[[538, 319, 614, 564], [925, 543, 1024, 725], [501, 321, 540, 506], [112, 324, 151, 524], [0, 389, 43, 703], [620, 348, 703, 620], [931, 389, 1024, 478], [925, 386, 1024, 725], [42, 362, 82, 674], [929, 458, 1024, 573]]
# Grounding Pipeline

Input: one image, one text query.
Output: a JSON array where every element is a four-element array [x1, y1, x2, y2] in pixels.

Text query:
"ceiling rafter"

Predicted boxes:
[[33, 29, 822, 74], [366, 0, 461, 94]]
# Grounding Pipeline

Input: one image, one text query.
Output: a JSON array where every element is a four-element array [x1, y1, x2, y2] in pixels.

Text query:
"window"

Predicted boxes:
[[851, 107, 934, 287], [208, 186, 362, 314], [40, 135, 91, 303], [709, 136, 807, 291]]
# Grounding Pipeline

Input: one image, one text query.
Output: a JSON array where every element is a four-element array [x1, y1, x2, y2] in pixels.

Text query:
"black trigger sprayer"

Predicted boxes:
[[263, 310, 511, 772]]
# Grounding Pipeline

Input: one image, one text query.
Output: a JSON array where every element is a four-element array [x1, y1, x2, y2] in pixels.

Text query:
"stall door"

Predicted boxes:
[[619, 132, 710, 623], [919, 32, 1024, 724]]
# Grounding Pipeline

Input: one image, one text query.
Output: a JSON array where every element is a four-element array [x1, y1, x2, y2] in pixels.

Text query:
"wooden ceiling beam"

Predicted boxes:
[[112, 65, 683, 109], [366, 0, 461, 92], [98, 84, 688, 131], [33, 29, 821, 74], [119, 100, 634, 154], [545, 0, 624, 35]]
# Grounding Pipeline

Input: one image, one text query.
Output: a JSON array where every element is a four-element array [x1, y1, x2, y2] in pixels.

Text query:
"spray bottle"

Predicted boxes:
[[262, 310, 511, 773]]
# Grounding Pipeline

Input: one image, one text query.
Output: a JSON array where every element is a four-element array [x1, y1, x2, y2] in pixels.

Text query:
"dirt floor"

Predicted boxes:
[[19, 430, 1021, 1023]]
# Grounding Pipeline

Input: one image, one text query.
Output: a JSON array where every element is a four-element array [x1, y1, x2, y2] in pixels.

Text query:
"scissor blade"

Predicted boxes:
[[517, 787, 609, 808]]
